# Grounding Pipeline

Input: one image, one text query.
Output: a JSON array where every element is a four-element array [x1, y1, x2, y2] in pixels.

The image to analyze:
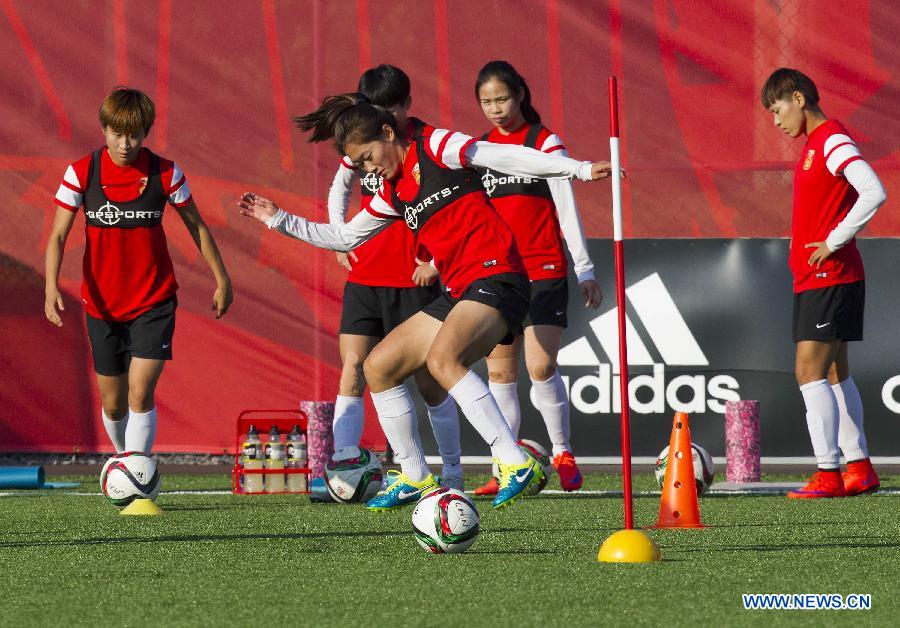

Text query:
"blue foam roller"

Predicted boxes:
[[0, 466, 46, 489]]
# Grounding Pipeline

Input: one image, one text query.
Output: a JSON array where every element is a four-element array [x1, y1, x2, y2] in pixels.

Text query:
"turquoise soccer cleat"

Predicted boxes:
[[492, 456, 545, 509], [366, 470, 439, 511]]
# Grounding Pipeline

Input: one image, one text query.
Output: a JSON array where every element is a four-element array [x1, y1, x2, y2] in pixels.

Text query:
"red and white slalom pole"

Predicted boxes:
[[608, 76, 634, 530], [597, 77, 660, 562]]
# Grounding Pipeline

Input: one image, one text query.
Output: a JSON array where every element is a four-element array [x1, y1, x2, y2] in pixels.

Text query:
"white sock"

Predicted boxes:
[[448, 371, 526, 465], [125, 407, 157, 453], [833, 377, 868, 461], [488, 381, 521, 438], [102, 409, 128, 453], [532, 371, 571, 456], [370, 385, 429, 482], [426, 396, 461, 467], [799, 379, 839, 468], [333, 395, 365, 451]]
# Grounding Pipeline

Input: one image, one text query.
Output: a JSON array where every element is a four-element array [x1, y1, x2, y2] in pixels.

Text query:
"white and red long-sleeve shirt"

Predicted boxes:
[[790, 119, 886, 293], [54, 147, 191, 320], [266, 129, 593, 298], [478, 123, 595, 283]]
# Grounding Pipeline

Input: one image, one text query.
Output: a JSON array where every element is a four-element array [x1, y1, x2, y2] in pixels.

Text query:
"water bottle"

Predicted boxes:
[[286, 425, 308, 493], [265, 426, 286, 493], [241, 424, 264, 493]]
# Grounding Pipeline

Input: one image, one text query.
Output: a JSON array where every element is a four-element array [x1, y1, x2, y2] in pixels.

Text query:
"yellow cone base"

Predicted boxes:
[[120, 498, 163, 516], [598, 530, 661, 563]]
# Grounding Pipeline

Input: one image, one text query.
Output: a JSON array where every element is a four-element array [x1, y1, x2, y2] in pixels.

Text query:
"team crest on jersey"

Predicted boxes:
[[412, 163, 421, 185], [362, 172, 381, 194], [803, 149, 815, 171]]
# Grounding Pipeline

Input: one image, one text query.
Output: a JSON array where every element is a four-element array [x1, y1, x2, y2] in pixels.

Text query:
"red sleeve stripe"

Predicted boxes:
[[835, 155, 862, 175], [61, 179, 83, 193], [435, 132, 452, 167], [170, 175, 186, 193], [825, 141, 855, 161], [458, 137, 476, 169], [365, 205, 399, 220], [544, 145, 565, 154], [54, 198, 78, 211], [341, 157, 354, 169]]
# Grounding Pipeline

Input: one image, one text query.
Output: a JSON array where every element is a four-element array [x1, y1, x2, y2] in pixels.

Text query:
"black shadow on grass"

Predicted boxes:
[[674, 539, 900, 553], [709, 520, 860, 529], [159, 505, 245, 512], [468, 549, 557, 555], [0, 529, 410, 550]]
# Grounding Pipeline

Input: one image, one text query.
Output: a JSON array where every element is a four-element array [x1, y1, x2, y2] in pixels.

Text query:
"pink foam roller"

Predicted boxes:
[[724, 400, 761, 483], [300, 401, 334, 479]]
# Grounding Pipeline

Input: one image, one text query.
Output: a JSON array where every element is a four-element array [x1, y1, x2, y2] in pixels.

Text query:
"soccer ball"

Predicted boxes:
[[654, 442, 715, 496], [517, 439, 553, 495], [325, 446, 383, 504], [100, 452, 161, 508], [412, 488, 480, 554]]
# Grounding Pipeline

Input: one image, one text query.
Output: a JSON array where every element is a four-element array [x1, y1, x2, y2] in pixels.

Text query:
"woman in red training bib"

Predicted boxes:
[[323, 65, 463, 492], [45, 87, 232, 457], [239, 93, 615, 511], [472, 61, 602, 495]]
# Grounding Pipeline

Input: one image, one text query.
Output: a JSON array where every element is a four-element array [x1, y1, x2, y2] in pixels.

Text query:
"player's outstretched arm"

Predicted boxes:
[[174, 200, 233, 318], [43, 207, 77, 327], [239, 192, 391, 252], [466, 140, 621, 182]]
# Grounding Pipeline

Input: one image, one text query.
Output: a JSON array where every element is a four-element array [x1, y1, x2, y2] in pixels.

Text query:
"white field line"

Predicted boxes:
[[2, 488, 899, 498], [428, 456, 900, 465]]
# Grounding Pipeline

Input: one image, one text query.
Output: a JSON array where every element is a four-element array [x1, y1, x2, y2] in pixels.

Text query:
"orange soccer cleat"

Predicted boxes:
[[843, 459, 880, 496], [553, 451, 584, 492], [787, 469, 846, 499], [473, 476, 500, 496]]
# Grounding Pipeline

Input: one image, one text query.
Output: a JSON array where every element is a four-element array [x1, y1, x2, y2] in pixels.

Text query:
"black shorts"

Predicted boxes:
[[525, 277, 568, 328], [421, 273, 531, 345], [792, 281, 864, 342], [339, 281, 440, 338], [85, 296, 177, 376]]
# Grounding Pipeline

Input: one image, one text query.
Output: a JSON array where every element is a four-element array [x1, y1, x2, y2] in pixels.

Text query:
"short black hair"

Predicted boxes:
[[358, 64, 410, 109], [761, 68, 820, 109]]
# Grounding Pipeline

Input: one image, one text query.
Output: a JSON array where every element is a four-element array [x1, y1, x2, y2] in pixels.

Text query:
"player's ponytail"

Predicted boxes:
[[475, 60, 542, 125], [292, 93, 398, 153]]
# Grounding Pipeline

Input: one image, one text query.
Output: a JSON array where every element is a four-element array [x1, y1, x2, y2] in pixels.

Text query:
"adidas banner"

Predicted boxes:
[[433, 239, 900, 460]]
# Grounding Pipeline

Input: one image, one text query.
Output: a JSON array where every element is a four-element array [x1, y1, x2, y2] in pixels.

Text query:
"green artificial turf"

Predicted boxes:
[[1, 473, 898, 627]]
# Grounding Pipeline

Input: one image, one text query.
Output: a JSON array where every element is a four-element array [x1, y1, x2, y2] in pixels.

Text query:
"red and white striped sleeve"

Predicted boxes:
[[166, 161, 192, 206], [824, 133, 862, 176], [426, 129, 477, 170], [54, 161, 87, 211], [368, 182, 401, 219], [540, 132, 566, 154]]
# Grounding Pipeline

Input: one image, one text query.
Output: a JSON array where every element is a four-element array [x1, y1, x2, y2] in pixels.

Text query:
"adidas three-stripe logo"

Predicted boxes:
[[558, 273, 708, 369]]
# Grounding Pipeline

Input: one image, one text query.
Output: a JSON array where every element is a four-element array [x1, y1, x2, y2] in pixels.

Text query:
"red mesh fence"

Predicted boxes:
[[1, 0, 896, 452]]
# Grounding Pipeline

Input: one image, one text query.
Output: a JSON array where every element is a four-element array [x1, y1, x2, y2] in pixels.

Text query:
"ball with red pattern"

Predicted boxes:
[[411, 488, 480, 554]]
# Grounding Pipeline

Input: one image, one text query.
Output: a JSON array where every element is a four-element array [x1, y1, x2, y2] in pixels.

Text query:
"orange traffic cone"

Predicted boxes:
[[653, 412, 705, 528]]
